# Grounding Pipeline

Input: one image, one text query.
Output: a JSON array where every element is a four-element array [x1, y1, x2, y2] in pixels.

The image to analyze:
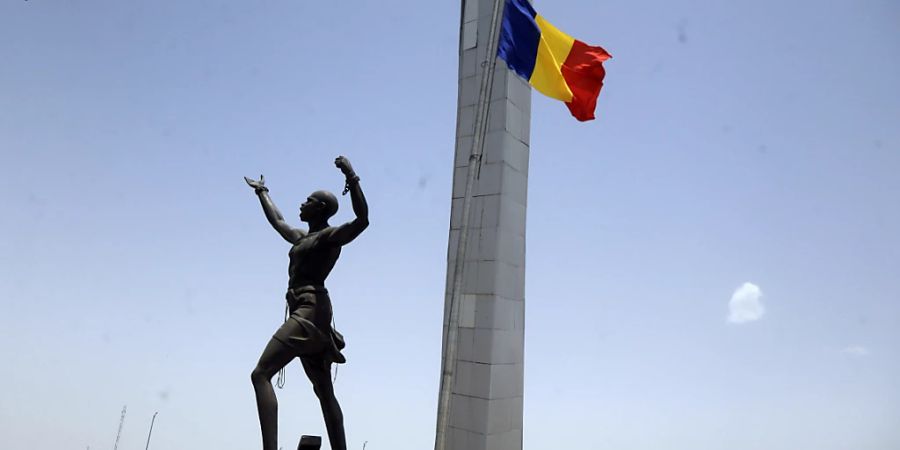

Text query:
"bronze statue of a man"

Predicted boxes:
[[244, 156, 368, 450]]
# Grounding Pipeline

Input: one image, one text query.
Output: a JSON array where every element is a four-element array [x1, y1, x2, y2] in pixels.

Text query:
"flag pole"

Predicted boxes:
[[435, 0, 506, 449], [144, 411, 158, 450]]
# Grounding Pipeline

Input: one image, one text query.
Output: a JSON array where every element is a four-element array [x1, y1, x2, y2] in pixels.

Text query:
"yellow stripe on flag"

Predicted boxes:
[[530, 15, 575, 102]]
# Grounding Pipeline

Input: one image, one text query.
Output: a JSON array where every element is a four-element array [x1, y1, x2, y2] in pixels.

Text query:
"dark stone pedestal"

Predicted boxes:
[[298, 435, 321, 450]]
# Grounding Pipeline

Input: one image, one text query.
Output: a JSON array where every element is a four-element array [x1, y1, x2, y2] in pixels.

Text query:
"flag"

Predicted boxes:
[[497, 0, 612, 121]]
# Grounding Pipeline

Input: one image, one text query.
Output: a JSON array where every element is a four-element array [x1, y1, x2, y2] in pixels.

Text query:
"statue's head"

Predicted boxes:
[[300, 190, 338, 222]]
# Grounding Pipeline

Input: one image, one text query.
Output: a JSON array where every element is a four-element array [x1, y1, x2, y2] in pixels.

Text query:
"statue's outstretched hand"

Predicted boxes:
[[244, 174, 266, 191], [334, 156, 355, 177]]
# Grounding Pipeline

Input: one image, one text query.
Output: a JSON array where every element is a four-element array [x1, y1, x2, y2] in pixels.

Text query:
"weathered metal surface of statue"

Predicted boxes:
[[244, 156, 368, 450]]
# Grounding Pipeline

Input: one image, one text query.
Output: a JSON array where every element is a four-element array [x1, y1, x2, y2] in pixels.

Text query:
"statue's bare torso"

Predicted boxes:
[[288, 229, 341, 289]]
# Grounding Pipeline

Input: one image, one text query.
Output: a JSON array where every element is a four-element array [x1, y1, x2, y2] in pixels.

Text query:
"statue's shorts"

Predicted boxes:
[[272, 286, 346, 364]]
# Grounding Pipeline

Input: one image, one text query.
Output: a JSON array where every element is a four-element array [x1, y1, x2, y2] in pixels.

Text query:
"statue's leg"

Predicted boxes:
[[251, 338, 295, 450], [301, 357, 346, 450]]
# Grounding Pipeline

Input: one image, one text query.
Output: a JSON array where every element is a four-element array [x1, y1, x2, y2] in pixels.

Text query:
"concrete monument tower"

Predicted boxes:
[[435, 0, 531, 449]]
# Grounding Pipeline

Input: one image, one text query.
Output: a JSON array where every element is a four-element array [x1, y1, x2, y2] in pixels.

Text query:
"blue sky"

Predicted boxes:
[[1, 1, 898, 449]]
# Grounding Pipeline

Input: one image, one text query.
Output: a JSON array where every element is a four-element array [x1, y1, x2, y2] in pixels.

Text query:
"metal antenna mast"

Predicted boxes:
[[113, 405, 127, 450]]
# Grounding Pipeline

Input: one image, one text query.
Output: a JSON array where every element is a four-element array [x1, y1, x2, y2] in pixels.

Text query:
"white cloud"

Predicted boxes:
[[727, 282, 765, 324], [841, 346, 870, 357]]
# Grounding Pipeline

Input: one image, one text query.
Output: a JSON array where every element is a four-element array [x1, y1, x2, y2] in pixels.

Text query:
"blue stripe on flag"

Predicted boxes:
[[497, 0, 541, 80]]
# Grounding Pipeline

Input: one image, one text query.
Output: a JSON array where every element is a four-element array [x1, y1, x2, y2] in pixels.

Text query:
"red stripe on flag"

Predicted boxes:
[[561, 41, 612, 121]]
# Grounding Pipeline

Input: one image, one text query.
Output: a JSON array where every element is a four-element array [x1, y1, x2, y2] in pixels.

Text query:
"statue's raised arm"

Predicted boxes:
[[245, 174, 306, 244], [324, 156, 369, 246]]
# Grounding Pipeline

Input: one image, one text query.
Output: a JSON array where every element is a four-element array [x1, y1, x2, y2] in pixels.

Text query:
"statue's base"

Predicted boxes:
[[298, 435, 321, 450]]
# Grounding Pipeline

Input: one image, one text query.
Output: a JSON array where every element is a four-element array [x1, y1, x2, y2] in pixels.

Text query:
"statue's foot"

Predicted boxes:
[[298, 435, 321, 450]]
